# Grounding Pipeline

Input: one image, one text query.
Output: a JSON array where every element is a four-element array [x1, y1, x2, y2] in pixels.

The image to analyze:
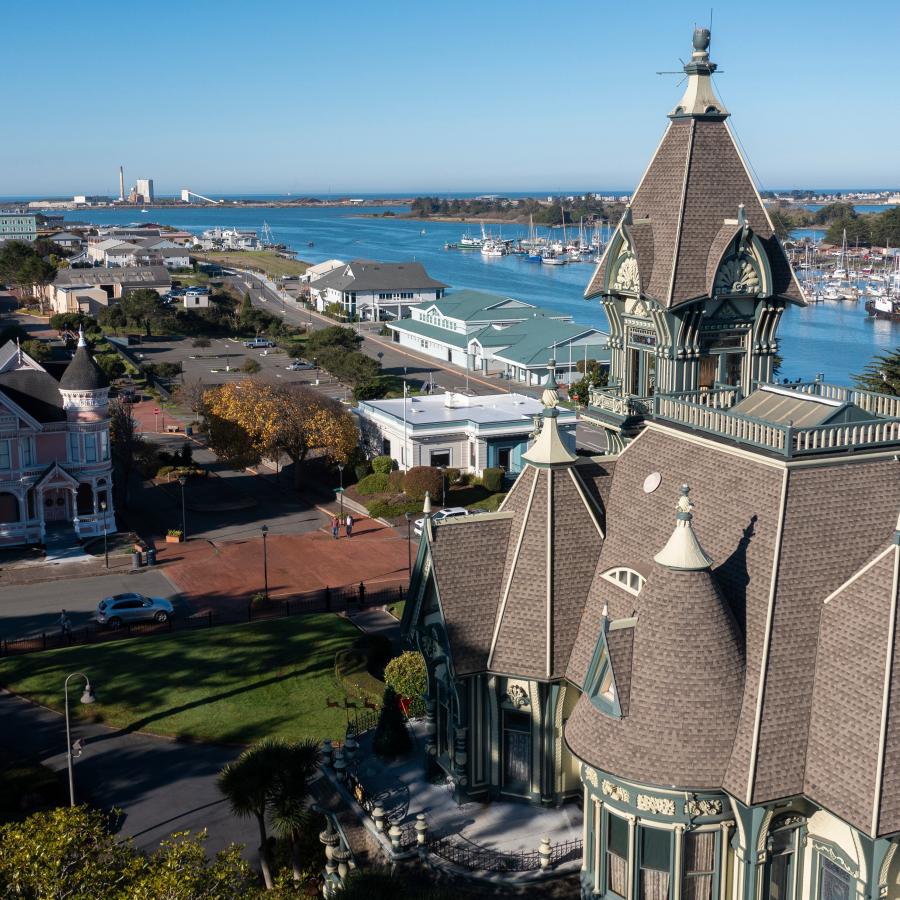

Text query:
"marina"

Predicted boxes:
[[56, 203, 900, 385]]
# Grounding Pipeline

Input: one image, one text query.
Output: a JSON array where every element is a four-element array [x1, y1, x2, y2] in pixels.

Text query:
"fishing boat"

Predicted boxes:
[[542, 250, 567, 266], [481, 239, 505, 258], [457, 232, 483, 250], [865, 296, 900, 320]]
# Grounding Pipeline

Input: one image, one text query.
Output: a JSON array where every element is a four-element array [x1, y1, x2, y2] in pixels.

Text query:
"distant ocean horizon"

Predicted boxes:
[[2, 187, 899, 203]]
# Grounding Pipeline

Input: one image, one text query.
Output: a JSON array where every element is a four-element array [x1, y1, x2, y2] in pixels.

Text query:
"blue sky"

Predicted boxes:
[[4, 0, 898, 196]]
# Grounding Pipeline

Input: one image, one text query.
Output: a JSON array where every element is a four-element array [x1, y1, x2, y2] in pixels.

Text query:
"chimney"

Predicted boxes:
[[118, 166, 125, 201]]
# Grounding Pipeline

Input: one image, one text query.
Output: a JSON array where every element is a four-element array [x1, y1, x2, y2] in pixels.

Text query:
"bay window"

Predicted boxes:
[[640, 827, 671, 900], [19, 437, 34, 467], [85, 434, 97, 463], [69, 432, 79, 463], [606, 812, 629, 898], [819, 858, 850, 900], [684, 831, 717, 900]]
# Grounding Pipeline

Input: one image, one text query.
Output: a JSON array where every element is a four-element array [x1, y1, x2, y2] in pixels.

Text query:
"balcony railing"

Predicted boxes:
[[587, 386, 652, 418], [653, 391, 900, 458], [752, 380, 900, 419]]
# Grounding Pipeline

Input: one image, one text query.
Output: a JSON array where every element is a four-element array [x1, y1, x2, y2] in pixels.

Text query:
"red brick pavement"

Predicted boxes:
[[159, 518, 411, 616]]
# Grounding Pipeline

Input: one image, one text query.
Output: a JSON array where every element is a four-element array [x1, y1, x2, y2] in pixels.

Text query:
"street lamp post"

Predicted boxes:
[[177, 476, 187, 541], [404, 512, 413, 576], [337, 464, 344, 520], [64, 672, 95, 807], [439, 467, 447, 506], [100, 501, 108, 569], [260, 525, 269, 599], [313, 357, 318, 386]]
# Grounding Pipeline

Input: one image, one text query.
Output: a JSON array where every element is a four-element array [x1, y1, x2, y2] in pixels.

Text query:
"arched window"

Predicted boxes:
[[601, 567, 646, 596]]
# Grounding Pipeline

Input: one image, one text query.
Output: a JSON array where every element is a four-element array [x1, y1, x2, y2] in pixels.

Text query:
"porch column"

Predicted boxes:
[[70, 487, 80, 535], [92, 479, 99, 514], [37, 488, 45, 540]]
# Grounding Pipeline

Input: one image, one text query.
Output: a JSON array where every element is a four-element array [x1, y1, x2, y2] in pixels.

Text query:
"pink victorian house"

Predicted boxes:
[[0, 332, 114, 546]]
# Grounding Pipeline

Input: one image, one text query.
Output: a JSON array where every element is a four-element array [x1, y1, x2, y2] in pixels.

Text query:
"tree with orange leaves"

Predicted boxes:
[[204, 379, 357, 487]]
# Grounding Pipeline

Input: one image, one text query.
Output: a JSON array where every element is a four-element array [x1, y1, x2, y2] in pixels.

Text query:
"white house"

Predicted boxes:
[[354, 391, 578, 476], [388, 290, 610, 385], [308, 259, 446, 320]]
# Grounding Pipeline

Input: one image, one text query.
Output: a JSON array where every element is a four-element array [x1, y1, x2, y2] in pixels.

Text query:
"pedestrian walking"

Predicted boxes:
[[331, 516, 339, 539], [345, 514, 353, 538], [59, 609, 72, 637], [358, 581, 366, 605]]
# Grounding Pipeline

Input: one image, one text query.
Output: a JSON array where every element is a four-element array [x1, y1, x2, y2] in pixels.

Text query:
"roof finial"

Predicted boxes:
[[669, 26, 729, 120], [522, 357, 577, 466], [423, 491, 432, 515], [653, 484, 714, 570], [77, 326, 87, 348]]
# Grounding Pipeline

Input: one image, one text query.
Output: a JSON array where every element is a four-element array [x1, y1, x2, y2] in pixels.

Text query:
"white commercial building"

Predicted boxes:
[[135, 179, 154, 203], [354, 391, 577, 476], [388, 290, 609, 385]]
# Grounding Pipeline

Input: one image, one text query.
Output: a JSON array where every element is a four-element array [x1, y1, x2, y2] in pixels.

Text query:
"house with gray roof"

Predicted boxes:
[[401, 28, 900, 900], [46, 266, 171, 314], [308, 258, 446, 320]]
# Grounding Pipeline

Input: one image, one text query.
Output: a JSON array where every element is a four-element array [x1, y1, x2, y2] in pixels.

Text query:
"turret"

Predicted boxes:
[[59, 328, 109, 417]]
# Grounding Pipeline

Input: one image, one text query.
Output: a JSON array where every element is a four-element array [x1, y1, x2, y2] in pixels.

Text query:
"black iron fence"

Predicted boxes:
[[0, 582, 406, 657], [427, 834, 583, 872]]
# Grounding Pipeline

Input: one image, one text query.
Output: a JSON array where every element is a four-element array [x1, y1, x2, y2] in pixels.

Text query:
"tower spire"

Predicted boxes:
[[669, 27, 729, 120], [653, 484, 714, 570]]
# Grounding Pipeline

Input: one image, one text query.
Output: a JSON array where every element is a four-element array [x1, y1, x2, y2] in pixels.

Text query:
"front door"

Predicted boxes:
[[43, 489, 69, 522], [502, 710, 531, 797], [698, 355, 718, 390]]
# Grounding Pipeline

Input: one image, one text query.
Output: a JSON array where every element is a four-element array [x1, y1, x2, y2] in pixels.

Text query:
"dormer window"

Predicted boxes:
[[601, 567, 646, 596], [583, 630, 621, 717]]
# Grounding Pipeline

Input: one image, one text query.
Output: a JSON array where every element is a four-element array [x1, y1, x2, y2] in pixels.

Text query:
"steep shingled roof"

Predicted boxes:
[[60, 333, 109, 391], [585, 32, 801, 309]]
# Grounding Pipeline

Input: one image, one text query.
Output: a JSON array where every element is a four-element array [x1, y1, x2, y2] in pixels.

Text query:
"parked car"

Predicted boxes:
[[95, 593, 174, 628], [243, 338, 275, 349], [287, 360, 315, 371], [413, 507, 469, 536]]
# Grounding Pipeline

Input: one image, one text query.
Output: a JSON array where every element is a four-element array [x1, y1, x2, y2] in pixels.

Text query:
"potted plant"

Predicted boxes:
[[166, 529, 184, 544]]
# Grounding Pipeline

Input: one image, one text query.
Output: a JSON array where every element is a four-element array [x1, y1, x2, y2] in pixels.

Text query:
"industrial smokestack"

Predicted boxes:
[[118, 166, 125, 201]]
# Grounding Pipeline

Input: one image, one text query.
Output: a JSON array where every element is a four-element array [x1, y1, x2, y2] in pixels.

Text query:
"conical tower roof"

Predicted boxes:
[[60, 328, 108, 391], [565, 485, 744, 788], [585, 28, 802, 309]]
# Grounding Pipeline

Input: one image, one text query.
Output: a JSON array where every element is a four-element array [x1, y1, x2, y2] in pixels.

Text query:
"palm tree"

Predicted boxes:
[[218, 738, 286, 890], [268, 739, 321, 883]]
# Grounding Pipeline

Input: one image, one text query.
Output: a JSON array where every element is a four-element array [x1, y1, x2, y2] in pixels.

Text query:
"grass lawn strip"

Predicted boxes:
[[195, 250, 309, 279], [0, 614, 363, 744]]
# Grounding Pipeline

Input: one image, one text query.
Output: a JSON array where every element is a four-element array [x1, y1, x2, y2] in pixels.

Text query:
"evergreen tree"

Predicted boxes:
[[373, 686, 411, 758]]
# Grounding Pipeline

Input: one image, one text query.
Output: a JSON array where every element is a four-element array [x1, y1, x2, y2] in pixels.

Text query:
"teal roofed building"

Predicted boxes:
[[388, 289, 610, 386]]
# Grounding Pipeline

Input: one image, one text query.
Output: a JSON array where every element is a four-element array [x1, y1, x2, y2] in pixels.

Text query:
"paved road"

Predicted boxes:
[[0, 691, 254, 859], [0, 570, 178, 640]]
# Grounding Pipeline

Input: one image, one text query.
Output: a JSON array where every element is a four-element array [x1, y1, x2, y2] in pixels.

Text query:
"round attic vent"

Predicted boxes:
[[643, 472, 662, 494]]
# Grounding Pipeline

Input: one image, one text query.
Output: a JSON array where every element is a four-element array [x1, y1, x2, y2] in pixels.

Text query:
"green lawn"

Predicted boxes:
[[195, 250, 309, 278], [0, 615, 364, 745]]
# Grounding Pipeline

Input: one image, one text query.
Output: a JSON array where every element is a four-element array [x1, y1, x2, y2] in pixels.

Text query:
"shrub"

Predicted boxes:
[[192, 336, 211, 348], [366, 499, 422, 519], [384, 651, 426, 701], [167, 529, 183, 538], [156, 465, 175, 478], [354, 461, 372, 481], [445, 467, 461, 486], [403, 466, 442, 502], [240, 358, 261, 374], [250, 591, 269, 608], [371, 455, 394, 475], [373, 687, 411, 759], [387, 470, 405, 492], [357, 472, 389, 495], [482, 466, 505, 492]]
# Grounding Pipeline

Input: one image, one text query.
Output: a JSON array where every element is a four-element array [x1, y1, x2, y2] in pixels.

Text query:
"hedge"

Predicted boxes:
[[482, 466, 505, 492], [356, 472, 389, 495], [387, 470, 405, 492], [371, 455, 394, 475]]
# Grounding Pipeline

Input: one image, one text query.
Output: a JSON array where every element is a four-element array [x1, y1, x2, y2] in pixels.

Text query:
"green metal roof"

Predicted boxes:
[[422, 289, 566, 323], [386, 318, 468, 349], [487, 319, 610, 367]]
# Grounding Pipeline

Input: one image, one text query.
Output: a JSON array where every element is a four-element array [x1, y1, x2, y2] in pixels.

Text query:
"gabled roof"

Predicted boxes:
[[420, 290, 542, 322], [33, 461, 79, 489], [309, 259, 447, 293]]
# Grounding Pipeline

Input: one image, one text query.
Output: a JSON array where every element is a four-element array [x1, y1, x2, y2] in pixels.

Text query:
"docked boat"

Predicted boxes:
[[481, 239, 505, 258], [865, 296, 900, 320]]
